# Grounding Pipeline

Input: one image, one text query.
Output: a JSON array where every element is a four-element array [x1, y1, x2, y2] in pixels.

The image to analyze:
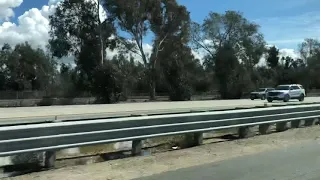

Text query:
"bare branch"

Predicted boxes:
[[118, 37, 142, 58], [158, 33, 168, 50], [192, 36, 215, 58]]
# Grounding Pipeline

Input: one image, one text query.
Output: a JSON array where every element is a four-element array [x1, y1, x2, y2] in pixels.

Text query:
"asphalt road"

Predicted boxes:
[[2, 97, 320, 122], [136, 140, 320, 180]]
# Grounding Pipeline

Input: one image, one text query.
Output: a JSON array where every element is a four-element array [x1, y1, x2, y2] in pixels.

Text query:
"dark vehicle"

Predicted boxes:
[[250, 88, 275, 100]]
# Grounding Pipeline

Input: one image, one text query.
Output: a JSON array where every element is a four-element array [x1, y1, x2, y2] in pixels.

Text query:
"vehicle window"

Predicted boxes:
[[292, 86, 300, 90], [258, 88, 266, 92], [299, 85, 304, 89], [275, 86, 290, 90]]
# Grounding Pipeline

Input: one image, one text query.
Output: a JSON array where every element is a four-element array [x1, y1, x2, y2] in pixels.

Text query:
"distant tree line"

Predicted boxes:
[[1, 0, 320, 103]]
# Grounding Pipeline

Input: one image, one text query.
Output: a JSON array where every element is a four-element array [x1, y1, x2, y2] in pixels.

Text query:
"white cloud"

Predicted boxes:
[[48, 0, 107, 20], [0, 0, 23, 20], [0, 0, 145, 65], [279, 48, 299, 59], [0, 0, 107, 51], [257, 11, 320, 49], [0, 3, 58, 49], [48, 0, 63, 6], [106, 43, 153, 62], [267, 39, 304, 45], [278, 0, 318, 10], [257, 47, 300, 67], [191, 50, 204, 60]]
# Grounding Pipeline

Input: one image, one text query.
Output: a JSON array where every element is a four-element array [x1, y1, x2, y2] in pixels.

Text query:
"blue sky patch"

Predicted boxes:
[[6, 0, 320, 49]]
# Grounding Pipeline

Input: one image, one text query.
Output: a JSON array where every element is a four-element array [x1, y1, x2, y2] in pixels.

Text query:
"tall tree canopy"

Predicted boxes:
[[0, 42, 56, 91], [49, 0, 116, 85], [191, 11, 265, 67], [152, 0, 194, 100], [103, 0, 158, 99], [266, 46, 280, 68], [191, 11, 265, 98], [103, 0, 194, 100]]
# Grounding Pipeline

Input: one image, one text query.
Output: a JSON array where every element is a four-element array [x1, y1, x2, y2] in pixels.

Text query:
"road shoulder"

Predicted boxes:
[[137, 140, 320, 180]]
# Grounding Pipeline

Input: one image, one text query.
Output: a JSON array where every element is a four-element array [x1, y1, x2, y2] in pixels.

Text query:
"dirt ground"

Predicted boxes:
[[5, 125, 320, 180]]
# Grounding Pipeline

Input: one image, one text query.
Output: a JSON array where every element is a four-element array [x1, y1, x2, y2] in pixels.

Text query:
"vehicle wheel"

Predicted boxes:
[[267, 98, 273, 102], [299, 94, 305, 102], [250, 98, 254, 100], [283, 94, 290, 102], [261, 95, 266, 100]]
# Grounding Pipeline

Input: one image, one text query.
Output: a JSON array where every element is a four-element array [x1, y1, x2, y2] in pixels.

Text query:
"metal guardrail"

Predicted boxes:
[[0, 105, 262, 126], [2, 101, 318, 126], [0, 104, 320, 157]]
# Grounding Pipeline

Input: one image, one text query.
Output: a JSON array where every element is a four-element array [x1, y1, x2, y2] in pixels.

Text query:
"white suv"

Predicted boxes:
[[267, 84, 306, 102]]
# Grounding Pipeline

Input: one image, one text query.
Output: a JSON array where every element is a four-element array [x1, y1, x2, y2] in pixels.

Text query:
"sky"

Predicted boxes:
[[1, 0, 320, 60]]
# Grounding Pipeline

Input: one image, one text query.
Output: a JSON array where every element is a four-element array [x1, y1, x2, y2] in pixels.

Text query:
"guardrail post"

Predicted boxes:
[[44, 151, 56, 169], [305, 119, 315, 126], [131, 140, 142, 156], [185, 133, 203, 147], [259, 124, 271, 135], [238, 126, 255, 138], [194, 132, 203, 146], [185, 134, 194, 147], [276, 122, 288, 132], [291, 120, 302, 128]]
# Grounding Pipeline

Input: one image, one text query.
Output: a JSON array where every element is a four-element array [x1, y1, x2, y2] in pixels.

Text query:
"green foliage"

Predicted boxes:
[[111, 53, 147, 99], [215, 44, 251, 99], [49, 0, 115, 79], [159, 36, 194, 101], [4, 7, 320, 103], [151, 0, 195, 101], [57, 63, 78, 97], [192, 10, 266, 98], [103, 0, 161, 100], [299, 38, 320, 64], [103, 0, 195, 100], [192, 11, 265, 66], [49, 0, 119, 102], [266, 46, 279, 68], [91, 62, 123, 104], [0, 42, 56, 91]]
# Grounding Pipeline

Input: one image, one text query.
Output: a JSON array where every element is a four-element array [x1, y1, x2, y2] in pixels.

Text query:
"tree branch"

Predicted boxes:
[[119, 38, 143, 58], [193, 36, 215, 58]]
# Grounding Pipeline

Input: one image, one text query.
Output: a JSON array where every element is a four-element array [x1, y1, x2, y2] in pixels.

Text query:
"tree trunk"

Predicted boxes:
[[149, 80, 156, 101], [100, 39, 104, 65], [97, 0, 104, 65], [147, 66, 157, 101]]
